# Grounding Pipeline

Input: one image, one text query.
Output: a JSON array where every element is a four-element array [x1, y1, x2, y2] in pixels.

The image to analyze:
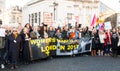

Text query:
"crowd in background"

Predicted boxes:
[[0, 22, 120, 69]]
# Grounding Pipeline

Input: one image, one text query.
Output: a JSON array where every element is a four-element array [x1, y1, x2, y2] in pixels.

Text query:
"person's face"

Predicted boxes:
[[93, 29, 96, 33], [79, 29, 81, 32], [118, 30, 120, 33], [26, 24, 30, 28], [44, 26, 47, 31], [13, 30, 18, 35], [34, 26, 39, 31], [99, 30, 104, 34], [83, 28, 86, 31], [37, 26, 40, 31], [57, 30, 60, 33], [23, 28, 29, 34], [113, 29, 116, 32], [64, 27, 67, 31], [49, 27, 53, 31]]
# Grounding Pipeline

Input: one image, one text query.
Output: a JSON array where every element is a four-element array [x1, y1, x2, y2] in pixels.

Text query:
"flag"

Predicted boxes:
[[96, 23, 104, 30], [91, 14, 96, 26], [95, 18, 99, 26]]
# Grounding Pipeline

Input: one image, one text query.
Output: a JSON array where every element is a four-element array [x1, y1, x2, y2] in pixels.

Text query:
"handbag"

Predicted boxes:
[[118, 40, 120, 46], [94, 39, 99, 44]]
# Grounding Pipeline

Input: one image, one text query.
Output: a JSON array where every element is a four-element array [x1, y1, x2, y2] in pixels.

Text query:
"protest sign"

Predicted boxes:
[[104, 21, 112, 30]]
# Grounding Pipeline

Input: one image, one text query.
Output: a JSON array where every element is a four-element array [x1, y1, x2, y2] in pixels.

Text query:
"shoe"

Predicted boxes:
[[1, 64, 5, 69], [24, 62, 29, 65], [107, 54, 110, 56], [14, 65, 18, 69], [11, 66, 15, 69]]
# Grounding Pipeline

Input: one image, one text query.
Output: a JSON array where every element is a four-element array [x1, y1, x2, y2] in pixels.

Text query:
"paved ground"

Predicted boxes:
[[1, 56, 120, 71]]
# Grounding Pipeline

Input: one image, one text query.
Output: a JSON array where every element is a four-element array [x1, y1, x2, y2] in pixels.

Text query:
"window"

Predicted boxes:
[[17, 17, 19, 23], [32, 14, 34, 26], [12, 15, 15, 23], [67, 13, 72, 20], [35, 13, 37, 23]]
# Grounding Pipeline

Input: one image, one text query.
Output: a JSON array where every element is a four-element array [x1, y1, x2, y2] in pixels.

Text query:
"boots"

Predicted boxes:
[[11, 64, 18, 69], [91, 51, 94, 56], [11, 64, 14, 69], [14, 64, 18, 69], [91, 50, 96, 56], [93, 50, 96, 56]]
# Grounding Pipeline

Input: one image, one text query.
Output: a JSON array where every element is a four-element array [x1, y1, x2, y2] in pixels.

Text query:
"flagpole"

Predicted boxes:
[[91, 0, 95, 27]]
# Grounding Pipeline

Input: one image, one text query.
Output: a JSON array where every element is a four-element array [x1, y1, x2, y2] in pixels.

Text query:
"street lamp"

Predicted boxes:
[[53, 2, 58, 22]]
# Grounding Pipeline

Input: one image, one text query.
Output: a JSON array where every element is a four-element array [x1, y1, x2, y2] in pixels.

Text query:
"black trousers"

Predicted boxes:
[[0, 48, 5, 64], [112, 48, 118, 57]]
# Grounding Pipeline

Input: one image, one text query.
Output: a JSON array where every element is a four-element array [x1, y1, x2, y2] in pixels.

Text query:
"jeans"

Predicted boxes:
[[104, 45, 110, 54]]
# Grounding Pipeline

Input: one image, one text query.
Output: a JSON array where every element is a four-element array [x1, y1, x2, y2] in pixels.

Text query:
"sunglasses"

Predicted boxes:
[[13, 30, 17, 32]]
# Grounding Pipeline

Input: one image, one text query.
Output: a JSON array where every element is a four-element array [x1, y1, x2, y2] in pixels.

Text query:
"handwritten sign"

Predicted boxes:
[[0, 28, 5, 37], [104, 21, 112, 30]]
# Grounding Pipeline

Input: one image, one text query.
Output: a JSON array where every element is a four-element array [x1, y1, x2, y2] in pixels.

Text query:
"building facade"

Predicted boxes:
[[0, 0, 6, 25], [105, 13, 120, 28], [0, 0, 5, 13], [22, 0, 100, 27], [0, 6, 22, 26], [99, 2, 116, 28], [99, 2, 115, 21]]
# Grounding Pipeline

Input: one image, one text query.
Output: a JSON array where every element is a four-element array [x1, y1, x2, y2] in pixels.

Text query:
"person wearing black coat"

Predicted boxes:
[[20, 27, 30, 64], [48, 26, 55, 37], [61, 26, 68, 39], [6, 28, 22, 69], [91, 29, 100, 56], [111, 28, 119, 57]]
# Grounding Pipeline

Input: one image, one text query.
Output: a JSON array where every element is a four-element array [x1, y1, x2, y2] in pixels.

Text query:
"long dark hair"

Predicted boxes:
[[24, 23, 33, 32]]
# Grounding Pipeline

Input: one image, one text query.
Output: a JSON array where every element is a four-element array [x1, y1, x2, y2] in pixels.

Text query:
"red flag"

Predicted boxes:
[[91, 14, 96, 26]]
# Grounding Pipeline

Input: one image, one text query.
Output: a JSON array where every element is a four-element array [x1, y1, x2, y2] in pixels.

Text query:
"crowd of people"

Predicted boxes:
[[0, 23, 120, 69]]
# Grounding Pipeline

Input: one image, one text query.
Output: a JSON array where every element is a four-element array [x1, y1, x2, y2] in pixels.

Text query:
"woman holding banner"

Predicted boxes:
[[30, 25, 40, 39], [24, 23, 33, 33], [55, 29, 62, 39], [21, 27, 31, 64]]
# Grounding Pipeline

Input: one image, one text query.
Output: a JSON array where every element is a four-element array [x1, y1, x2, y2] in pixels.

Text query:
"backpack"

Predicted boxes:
[[75, 30, 79, 39], [69, 32, 76, 39]]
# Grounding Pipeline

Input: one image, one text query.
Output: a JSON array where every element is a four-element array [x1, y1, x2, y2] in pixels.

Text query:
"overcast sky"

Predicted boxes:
[[101, 0, 120, 12], [5, 0, 120, 12], [5, 0, 31, 8]]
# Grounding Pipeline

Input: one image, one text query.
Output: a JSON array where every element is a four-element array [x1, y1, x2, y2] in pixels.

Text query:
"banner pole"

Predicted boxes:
[[28, 41, 33, 61]]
